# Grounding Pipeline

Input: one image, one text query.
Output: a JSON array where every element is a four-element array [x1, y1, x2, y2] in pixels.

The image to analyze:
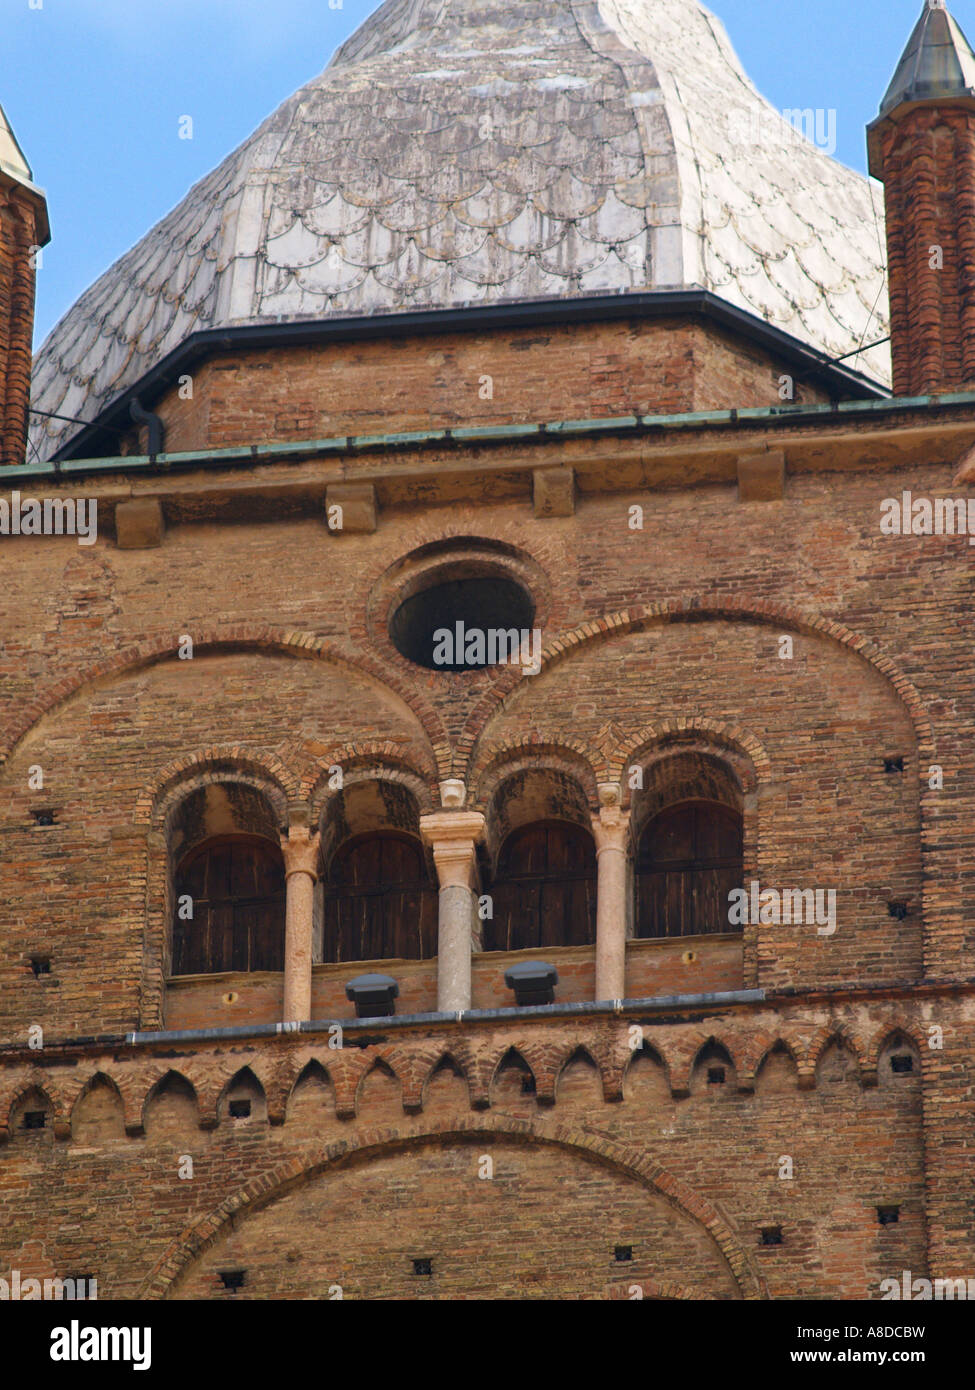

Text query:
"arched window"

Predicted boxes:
[[172, 835, 285, 975], [486, 820, 596, 951], [636, 800, 742, 939], [322, 831, 437, 962]]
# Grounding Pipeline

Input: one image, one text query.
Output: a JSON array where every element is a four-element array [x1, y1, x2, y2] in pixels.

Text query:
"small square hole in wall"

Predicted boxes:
[[707, 1067, 726, 1085], [888, 901, 909, 920], [883, 756, 904, 773], [23, 1110, 46, 1130], [31, 808, 56, 827], [890, 1054, 914, 1075], [228, 1099, 251, 1119], [760, 1227, 783, 1247], [219, 1270, 246, 1292], [29, 956, 51, 977], [520, 1075, 536, 1095], [412, 1258, 432, 1276], [877, 1206, 900, 1226], [614, 1246, 633, 1263]]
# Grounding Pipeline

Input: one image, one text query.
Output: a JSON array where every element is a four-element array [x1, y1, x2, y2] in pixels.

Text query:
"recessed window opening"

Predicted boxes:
[[636, 799, 743, 939], [707, 1066, 726, 1085], [890, 1054, 914, 1074], [760, 1227, 784, 1246], [228, 1099, 251, 1119], [614, 1246, 633, 1262], [390, 574, 534, 671], [486, 820, 596, 951], [23, 1111, 46, 1130], [219, 1270, 246, 1291], [172, 834, 285, 976], [29, 956, 51, 977], [877, 1206, 900, 1226], [323, 831, 437, 963], [412, 1258, 433, 1276]]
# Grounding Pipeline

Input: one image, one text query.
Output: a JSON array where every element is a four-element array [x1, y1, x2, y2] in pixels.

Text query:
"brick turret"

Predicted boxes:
[[868, 0, 975, 396], [0, 100, 48, 466]]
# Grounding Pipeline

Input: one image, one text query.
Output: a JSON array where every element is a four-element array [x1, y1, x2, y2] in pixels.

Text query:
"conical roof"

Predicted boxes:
[[879, 0, 975, 114], [30, 0, 890, 460]]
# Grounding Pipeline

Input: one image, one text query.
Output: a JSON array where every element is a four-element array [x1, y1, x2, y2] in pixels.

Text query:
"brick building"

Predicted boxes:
[[1, 0, 974, 1300]]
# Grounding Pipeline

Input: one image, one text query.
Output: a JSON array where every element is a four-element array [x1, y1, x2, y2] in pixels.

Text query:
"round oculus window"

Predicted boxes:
[[389, 575, 536, 671]]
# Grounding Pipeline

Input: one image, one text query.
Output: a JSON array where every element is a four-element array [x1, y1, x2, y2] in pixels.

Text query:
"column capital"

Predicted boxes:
[[280, 827, 320, 881], [419, 810, 485, 890], [591, 804, 631, 853]]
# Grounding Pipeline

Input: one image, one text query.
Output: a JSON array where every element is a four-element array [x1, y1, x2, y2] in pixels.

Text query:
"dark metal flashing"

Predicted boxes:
[[7, 388, 975, 489], [41, 289, 889, 463], [3, 977, 975, 1058]]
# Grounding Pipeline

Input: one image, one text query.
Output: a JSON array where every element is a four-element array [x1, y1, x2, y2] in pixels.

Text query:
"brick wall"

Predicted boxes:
[[0, 1000, 938, 1300], [120, 318, 828, 457]]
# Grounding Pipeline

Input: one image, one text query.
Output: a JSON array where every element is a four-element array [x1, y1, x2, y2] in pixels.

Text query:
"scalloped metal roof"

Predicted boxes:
[[29, 0, 891, 460]]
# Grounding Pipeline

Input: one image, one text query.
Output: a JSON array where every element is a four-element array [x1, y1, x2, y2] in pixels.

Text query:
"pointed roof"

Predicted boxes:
[[30, 0, 891, 461], [0, 100, 32, 183], [879, 0, 975, 114]]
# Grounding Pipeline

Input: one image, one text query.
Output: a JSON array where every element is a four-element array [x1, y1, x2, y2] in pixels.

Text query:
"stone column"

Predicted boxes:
[[281, 827, 320, 1024], [592, 788, 631, 1002], [419, 809, 486, 1013]]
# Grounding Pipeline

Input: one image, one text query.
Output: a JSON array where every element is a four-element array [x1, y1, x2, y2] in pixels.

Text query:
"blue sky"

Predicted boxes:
[[2, 0, 963, 345]]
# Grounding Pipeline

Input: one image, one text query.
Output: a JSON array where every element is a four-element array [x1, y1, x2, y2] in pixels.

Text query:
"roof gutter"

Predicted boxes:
[[0, 988, 766, 1056], [41, 289, 889, 463], [6, 388, 975, 488]]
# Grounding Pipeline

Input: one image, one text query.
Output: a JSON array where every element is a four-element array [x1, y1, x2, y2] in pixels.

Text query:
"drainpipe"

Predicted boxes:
[[129, 398, 165, 455]]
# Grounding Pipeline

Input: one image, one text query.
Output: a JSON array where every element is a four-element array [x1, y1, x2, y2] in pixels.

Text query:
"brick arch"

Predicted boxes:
[[807, 1026, 868, 1084], [748, 1038, 803, 1092], [611, 720, 771, 792], [467, 737, 601, 810], [137, 747, 299, 829], [866, 1021, 928, 1076], [3, 1080, 69, 1141], [136, 1117, 766, 1300], [306, 751, 438, 826], [64, 1068, 124, 1116], [419, 1050, 471, 1109], [0, 626, 450, 780], [354, 1056, 403, 1117], [528, 598, 935, 765], [140, 1069, 200, 1132], [668, 1031, 744, 1097], [620, 1037, 673, 1102], [139, 760, 292, 1032]]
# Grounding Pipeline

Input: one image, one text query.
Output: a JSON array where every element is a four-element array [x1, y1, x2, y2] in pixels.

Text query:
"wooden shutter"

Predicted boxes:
[[486, 821, 596, 951], [172, 836, 285, 975], [636, 800, 742, 939], [323, 832, 437, 963]]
